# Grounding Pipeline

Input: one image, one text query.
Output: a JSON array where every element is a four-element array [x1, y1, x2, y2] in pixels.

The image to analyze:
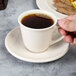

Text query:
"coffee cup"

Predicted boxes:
[[18, 10, 63, 53]]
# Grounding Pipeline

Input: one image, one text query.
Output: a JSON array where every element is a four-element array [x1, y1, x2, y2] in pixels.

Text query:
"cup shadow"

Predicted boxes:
[[33, 0, 39, 9]]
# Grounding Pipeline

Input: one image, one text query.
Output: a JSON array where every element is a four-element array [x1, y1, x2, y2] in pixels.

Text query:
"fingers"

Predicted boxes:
[[59, 28, 67, 36], [59, 28, 76, 46], [63, 35, 76, 46], [58, 18, 76, 32], [64, 35, 73, 43], [71, 38, 76, 46]]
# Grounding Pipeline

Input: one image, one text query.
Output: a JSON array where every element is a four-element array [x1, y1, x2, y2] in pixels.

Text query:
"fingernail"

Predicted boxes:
[[58, 19, 66, 26]]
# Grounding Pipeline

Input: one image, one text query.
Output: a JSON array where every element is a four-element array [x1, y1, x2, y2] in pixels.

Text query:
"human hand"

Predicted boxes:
[[58, 15, 76, 46]]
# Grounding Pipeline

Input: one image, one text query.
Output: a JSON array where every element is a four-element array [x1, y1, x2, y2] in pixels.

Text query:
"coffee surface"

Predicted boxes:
[[21, 14, 54, 29]]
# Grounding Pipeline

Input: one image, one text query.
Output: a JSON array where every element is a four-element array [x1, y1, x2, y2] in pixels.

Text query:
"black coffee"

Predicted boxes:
[[21, 14, 54, 29]]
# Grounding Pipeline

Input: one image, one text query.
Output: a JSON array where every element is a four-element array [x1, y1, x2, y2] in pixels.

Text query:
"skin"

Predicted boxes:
[[58, 14, 76, 46]]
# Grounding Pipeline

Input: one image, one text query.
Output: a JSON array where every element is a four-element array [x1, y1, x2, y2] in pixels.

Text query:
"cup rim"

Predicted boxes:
[[18, 9, 57, 31]]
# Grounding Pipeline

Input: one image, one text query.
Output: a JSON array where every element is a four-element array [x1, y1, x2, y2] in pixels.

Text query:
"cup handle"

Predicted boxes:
[[49, 22, 64, 45]]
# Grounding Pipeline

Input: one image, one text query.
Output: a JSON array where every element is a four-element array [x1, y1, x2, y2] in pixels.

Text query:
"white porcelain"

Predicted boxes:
[[36, 0, 67, 19], [18, 10, 63, 53], [5, 27, 69, 63]]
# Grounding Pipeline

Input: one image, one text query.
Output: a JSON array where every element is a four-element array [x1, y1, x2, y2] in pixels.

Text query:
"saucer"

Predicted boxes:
[[36, 0, 67, 19], [5, 27, 69, 63]]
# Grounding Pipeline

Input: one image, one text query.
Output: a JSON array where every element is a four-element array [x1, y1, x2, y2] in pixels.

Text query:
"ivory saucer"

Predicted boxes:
[[36, 0, 67, 19], [5, 27, 69, 63]]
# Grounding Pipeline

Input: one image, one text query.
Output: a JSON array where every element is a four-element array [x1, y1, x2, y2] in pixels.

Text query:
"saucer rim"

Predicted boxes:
[[36, 0, 67, 19]]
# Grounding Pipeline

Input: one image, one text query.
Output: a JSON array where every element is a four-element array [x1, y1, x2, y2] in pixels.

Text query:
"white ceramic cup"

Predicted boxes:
[[18, 10, 63, 53]]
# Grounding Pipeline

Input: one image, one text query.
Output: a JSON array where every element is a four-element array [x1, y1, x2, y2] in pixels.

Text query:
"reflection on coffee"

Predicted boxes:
[[21, 14, 54, 29]]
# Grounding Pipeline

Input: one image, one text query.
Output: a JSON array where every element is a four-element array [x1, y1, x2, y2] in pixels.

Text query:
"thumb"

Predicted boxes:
[[58, 18, 76, 32]]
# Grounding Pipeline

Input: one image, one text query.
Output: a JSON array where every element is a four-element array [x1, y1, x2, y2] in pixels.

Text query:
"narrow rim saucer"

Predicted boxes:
[[5, 27, 69, 63], [36, 0, 67, 19]]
